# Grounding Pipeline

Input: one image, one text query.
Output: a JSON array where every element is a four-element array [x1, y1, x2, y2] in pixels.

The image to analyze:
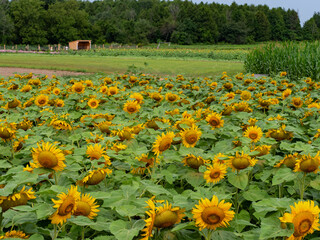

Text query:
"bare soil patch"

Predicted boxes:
[[0, 67, 88, 77]]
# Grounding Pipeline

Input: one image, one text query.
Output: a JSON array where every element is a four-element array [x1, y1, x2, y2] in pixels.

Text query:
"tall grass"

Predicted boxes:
[[244, 41, 320, 80]]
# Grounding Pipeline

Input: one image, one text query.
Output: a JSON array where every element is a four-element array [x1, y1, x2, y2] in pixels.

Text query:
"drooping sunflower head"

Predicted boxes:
[[182, 154, 206, 169], [152, 132, 175, 156], [50, 119, 72, 131], [32, 142, 66, 171], [86, 144, 111, 165], [180, 125, 202, 148], [123, 100, 141, 114], [20, 84, 32, 92], [0, 230, 29, 239], [150, 92, 163, 102], [294, 153, 320, 174], [112, 127, 135, 141], [274, 153, 299, 169], [212, 153, 229, 165], [204, 163, 227, 184], [282, 88, 292, 99], [192, 195, 235, 231], [0, 186, 36, 212], [0, 124, 16, 142], [73, 193, 99, 219], [88, 98, 99, 109], [72, 82, 85, 94], [130, 92, 144, 104], [50, 185, 81, 225], [240, 90, 251, 101], [55, 99, 65, 108], [291, 97, 303, 108], [131, 154, 158, 175], [233, 101, 251, 112], [244, 126, 263, 143], [96, 121, 112, 134], [252, 145, 271, 157], [80, 168, 112, 186], [206, 112, 224, 129], [229, 152, 257, 172], [165, 93, 180, 103], [34, 94, 49, 107], [279, 200, 320, 240]]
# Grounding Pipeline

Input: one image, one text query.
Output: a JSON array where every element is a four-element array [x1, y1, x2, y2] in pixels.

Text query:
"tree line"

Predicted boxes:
[[0, 0, 320, 45]]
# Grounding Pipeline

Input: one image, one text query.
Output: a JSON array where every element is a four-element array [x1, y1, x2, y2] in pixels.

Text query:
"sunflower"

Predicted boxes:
[[50, 119, 72, 131], [228, 152, 257, 172], [131, 154, 159, 175], [204, 163, 227, 184], [31, 142, 66, 171], [86, 144, 111, 166], [20, 85, 32, 92], [240, 90, 251, 101], [110, 142, 127, 152], [174, 115, 196, 130], [192, 195, 235, 231], [165, 93, 180, 103], [244, 126, 263, 143], [100, 85, 108, 94], [150, 92, 163, 102], [180, 125, 202, 148], [80, 168, 112, 186], [72, 82, 85, 93], [0, 124, 16, 142], [233, 101, 251, 112], [52, 88, 61, 95], [282, 88, 292, 99], [112, 127, 135, 141], [13, 135, 28, 152], [291, 97, 303, 108], [34, 94, 49, 107], [0, 230, 29, 239], [266, 124, 293, 141], [95, 121, 112, 134], [55, 99, 65, 108], [123, 100, 141, 114], [206, 112, 224, 129], [182, 154, 206, 169], [130, 92, 144, 104], [0, 186, 36, 212], [50, 185, 81, 225], [141, 199, 185, 240], [279, 200, 320, 240], [252, 145, 271, 157], [294, 153, 320, 174], [5, 98, 21, 109], [152, 132, 175, 156], [108, 86, 118, 96], [88, 98, 99, 109], [212, 153, 229, 165], [274, 153, 299, 168], [73, 193, 99, 219]]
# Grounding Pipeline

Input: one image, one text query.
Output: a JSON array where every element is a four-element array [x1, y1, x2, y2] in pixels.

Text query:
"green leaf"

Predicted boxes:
[[69, 216, 94, 226], [228, 172, 248, 190], [242, 185, 270, 202], [259, 215, 293, 239], [272, 168, 297, 185], [184, 171, 205, 188], [310, 177, 320, 190], [116, 205, 142, 217], [211, 230, 241, 240], [36, 203, 55, 219], [141, 181, 172, 196], [29, 234, 44, 240], [109, 220, 144, 240], [12, 171, 39, 185], [171, 222, 196, 232], [0, 160, 12, 168], [0, 146, 11, 157]]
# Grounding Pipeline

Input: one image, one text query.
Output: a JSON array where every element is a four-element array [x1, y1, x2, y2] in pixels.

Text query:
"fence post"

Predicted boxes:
[[103, 44, 104, 49], [94, 44, 97, 49], [15, 45, 17, 50], [4, 45, 5, 50], [38, 45, 40, 51], [58, 44, 61, 51]]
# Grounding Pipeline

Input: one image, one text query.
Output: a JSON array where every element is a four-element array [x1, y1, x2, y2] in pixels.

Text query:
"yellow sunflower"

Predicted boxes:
[[50, 185, 81, 225], [150, 92, 163, 102], [32, 142, 66, 171], [244, 126, 263, 143], [100, 85, 108, 94], [130, 92, 144, 104], [192, 195, 235, 231], [50, 119, 72, 131], [52, 88, 61, 95], [73, 193, 99, 219], [0, 186, 36, 212], [86, 144, 111, 166], [174, 116, 196, 130], [228, 152, 257, 172], [182, 154, 206, 169], [111, 127, 135, 141], [55, 99, 65, 108], [108, 86, 118, 96], [88, 98, 99, 109], [152, 132, 175, 156], [206, 112, 224, 129], [274, 153, 299, 169], [291, 97, 303, 108], [5, 98, 21, 109], [0, 123, 16, 142], [294, 153, 320, 174], [95, 121, 112, 134], [204, 163, 227, 184], [0, 230, 29, 239], [20, 85, 32, 92], [72, 82, 85, 94], [34, 94, 49, 107], [180, 125, 202, 148], [252, 145, 271, 157], [240, 90, 251, 100], [131, 154, 159, 175], [282, 88, 292, 99], [279, 200, 320, 240], [165, 93, 180, 103], [141, 199, 185, 240], [212, 153, 229, 165], [79, 168, 112, 186], [123, 100, 141, 114]]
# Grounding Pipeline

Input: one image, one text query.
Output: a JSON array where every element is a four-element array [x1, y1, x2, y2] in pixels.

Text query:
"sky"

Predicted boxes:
[[193, 0, 320, 25]]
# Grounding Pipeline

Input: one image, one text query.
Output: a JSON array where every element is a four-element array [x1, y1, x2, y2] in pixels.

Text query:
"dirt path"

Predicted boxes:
[[0, 67, 89, 77]]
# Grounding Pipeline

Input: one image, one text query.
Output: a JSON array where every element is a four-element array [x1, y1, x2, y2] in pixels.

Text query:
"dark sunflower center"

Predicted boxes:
[[74, 201, 91, 216], [0, 128, 12, 139], [159, 139, 171, 152], [75, 86, 83, 92], [127, 106, 136, 112], [168, 95, 177, 101], [209, 118, 219, 126], [91, 101, 97, 107], [232, 157, 250, 170], [89, 152, 102, 160], [38, 151, 58, 168], [249, 132, 258, 140], [185, 131, 197, 144], [154, 210, 178, 228], [39, 99, 46, 105], [86, 171, 106, 185], [201, 206, 225, 225], [186, 156, 203, 169], [58, 196, 75, 216], [293, 211, 314, 236], [210, 171, 220, 179], [283, 156, 296, 169]]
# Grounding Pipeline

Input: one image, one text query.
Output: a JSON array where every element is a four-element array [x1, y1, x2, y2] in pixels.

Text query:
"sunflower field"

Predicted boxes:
[[1, 71, 320, 240]]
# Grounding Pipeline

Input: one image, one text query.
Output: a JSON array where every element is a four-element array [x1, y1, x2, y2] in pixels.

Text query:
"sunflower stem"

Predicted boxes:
[[52, 224, 60, 240], [204, 229, 213, 240], [300, 173, 306, 200], [81, 226, 85, 240], [279, 183, 283, 198], [53, 172, 58, 185]]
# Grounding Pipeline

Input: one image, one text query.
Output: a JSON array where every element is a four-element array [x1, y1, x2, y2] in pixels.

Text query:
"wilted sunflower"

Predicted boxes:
[[165, 93, 180, 103], [50, 185, 81, 225], [206, 112, 224, 129], [0, 123, 16, 142], [123, 100, 141, 114], [141, 198, 185, 240], [72, 82, 85, 94], [79, 168, 112, 186], [266, 124, 293, 141], [0, 186, 36, 212], [32, 142, 66, 171], [86, 144, 111, 166], [0, 230, 29, 239], [192, 195, 235, 231], [279, 200, 320, 240], [88, 98, 99, 109], [229, 152, 257, 172], [294, 153, 320, 174], [152, 132, 175, 156], [204, 163, 227, 184], [73, 193, 99, 219], [182, 154, 206, 169], [34, 94, 49, 107], [180, 125, 202, 148], [244, 126, 263, 143], [131, 154, 159, 175]]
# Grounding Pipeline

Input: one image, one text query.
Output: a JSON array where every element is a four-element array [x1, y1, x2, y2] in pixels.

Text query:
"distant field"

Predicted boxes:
[[0, 54, 244, 77]]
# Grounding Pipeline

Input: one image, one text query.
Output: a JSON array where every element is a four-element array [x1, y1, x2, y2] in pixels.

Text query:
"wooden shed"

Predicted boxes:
[[68, 40, 91, 50]]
